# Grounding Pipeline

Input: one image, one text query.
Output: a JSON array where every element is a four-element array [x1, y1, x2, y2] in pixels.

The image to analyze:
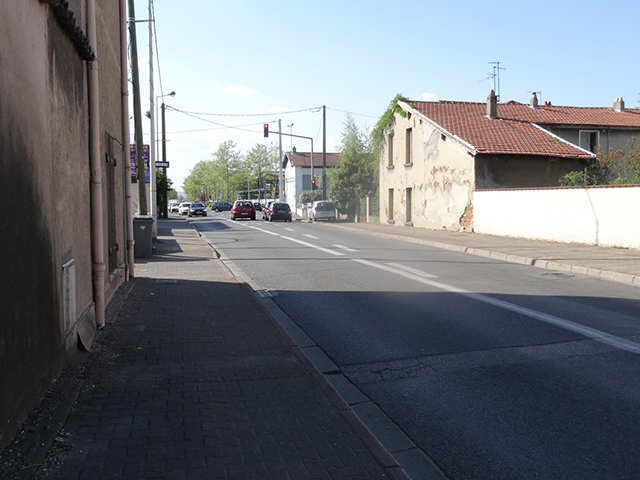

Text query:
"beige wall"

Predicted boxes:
[[475, 185, 640, 249], [0, 0, 127, 449], [380, 107, 475, 230]]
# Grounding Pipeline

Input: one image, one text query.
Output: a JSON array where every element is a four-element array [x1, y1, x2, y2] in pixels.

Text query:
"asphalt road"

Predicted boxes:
[[193, 212, 640, 480]]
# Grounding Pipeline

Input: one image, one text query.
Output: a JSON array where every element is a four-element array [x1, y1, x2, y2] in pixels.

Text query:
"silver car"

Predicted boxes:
[[178, 202, 191, 216], [310, 201, 335, 221]]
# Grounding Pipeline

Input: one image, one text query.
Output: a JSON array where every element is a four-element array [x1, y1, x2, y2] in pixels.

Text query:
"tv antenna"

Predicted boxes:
[[479, 61, 505, 101]]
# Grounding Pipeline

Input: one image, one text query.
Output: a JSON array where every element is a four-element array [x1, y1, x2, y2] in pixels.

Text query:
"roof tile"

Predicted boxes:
[[409, 100, 640, 159]]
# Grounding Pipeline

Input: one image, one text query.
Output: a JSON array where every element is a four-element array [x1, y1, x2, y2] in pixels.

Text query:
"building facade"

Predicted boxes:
[[0, 0, 132, 449], [380, 93, 640, 231]]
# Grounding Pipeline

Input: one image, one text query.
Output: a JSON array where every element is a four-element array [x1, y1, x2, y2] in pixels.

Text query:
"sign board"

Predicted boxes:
[[130, 144, 150, 183], [156, 161, 170, 168]]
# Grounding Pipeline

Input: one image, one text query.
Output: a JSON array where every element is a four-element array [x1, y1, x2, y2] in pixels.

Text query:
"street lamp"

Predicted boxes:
[[287, 123, 294, 150], [153, 91, 175, 219]]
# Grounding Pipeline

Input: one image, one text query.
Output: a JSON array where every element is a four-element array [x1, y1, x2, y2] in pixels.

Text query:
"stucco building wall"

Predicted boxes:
[[380, 112, 474, 230], [0, 0, 127, 449]]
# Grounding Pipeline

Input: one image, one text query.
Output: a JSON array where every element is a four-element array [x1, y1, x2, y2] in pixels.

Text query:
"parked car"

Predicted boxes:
[[267, 202, 292, 222], [262, 201, 273, 220], [188, 202, 207, 217], [230, 200, 256, 220], [211, 201, 233, 212], [179, 202, 191, 216], [169, 201, 180, 214], [310, 201, 335, 221]]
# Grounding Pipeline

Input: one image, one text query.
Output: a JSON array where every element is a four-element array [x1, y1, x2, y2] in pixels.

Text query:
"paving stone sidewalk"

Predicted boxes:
[[40, 220, 409, 480]]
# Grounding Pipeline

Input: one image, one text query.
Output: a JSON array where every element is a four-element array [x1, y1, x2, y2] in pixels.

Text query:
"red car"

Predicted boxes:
[[230, 200, 256, 220]]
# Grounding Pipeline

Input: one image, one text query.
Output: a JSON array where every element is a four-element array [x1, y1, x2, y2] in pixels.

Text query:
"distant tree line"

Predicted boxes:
[[182, 141, 280, 202]]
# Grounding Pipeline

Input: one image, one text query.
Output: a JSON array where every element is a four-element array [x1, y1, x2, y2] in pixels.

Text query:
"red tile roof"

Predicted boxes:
[[407, 100, 640, 159], [285, 151, 340, 167]]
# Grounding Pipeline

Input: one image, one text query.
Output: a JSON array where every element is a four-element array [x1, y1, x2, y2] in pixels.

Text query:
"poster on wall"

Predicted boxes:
[[129, 144, 150, 183]]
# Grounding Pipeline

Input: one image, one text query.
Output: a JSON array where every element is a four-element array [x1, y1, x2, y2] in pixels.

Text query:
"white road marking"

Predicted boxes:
[[284, 228, 295, 232], [333, 244, 358, 252], [352, 258, 640, 355], [386, 262, 438, 278], [281, 236, 345, 256], [303, 234, 319, 239], [246, 225, 280, 236]]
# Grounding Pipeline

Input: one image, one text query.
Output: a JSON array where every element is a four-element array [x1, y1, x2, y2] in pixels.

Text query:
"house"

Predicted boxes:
[[282, 148, 341, 213], [380, 91, 640, 231], [0, 0, 131, 449]]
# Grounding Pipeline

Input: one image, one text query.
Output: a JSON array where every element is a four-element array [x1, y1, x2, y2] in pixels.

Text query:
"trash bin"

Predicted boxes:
[[133, 215, 154, 259]]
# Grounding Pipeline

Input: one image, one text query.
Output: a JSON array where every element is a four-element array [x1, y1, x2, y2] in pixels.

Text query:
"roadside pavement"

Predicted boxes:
[[27, 218, 411, 480], [312, 218, 640, 287]]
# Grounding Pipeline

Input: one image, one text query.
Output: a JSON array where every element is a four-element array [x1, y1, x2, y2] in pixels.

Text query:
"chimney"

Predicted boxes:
[[486, 90, 497, 119], [292, 146, 296, 153], [614, 97, 625, 112], [530, 92, 539, 109]]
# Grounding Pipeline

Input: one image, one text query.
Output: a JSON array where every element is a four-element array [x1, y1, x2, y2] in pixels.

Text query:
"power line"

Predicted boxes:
[[173, 107, 321, 117], [165, 106, 267, 134], [326, 107, 379, 119]]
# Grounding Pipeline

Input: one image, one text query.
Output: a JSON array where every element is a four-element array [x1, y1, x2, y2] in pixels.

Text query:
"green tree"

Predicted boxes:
[[245, 143, 279, 199], [156, 170, 172, 217], [559, 137, 640, 186], [328, 113, 376, 220]]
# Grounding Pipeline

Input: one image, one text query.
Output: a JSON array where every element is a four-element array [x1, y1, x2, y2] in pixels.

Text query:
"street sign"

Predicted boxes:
[[156, 161, 169, 168]]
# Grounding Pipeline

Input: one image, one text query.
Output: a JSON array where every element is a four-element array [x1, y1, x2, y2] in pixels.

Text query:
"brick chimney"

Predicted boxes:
[[614, 97, 625, 112], [486, 90, 497, 119]]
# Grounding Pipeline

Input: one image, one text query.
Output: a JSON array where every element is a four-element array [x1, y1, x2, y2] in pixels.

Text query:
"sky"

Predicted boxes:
[[130, 0, 640, 194]]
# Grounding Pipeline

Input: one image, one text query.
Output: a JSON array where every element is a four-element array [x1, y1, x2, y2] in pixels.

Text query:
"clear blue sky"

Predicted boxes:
[[131, 0, 640, 192]]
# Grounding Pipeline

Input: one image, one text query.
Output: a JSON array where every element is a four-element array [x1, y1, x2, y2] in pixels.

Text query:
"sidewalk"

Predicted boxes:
[[312, 219, 640, 287], [32, 219, 410, 480]]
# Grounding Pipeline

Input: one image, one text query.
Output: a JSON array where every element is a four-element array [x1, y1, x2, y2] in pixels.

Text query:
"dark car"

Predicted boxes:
[[253, 203, 262, 212], [188, 202, 207, 217], [231, 200, 256, 220], [211, 201, 233, 212], [267, 202, 292, 222]]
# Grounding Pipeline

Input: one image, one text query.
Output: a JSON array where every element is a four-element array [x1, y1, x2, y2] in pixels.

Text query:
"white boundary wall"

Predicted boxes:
[[474, 185, 640, 249]]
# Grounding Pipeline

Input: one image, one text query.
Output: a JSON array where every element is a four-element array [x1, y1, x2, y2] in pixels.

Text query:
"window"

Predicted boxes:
[[579, 130, 599, 152], [405, 188, 412, 224], [388, 189, 394, 222], [405, 128, 412, 165], [387, 133, 394, 167], [302, 174, 311, 190]]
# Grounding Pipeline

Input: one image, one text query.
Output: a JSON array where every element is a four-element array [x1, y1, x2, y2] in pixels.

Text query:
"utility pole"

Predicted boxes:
[[148, 0, 157, 231], [128, 0, 147, 215], [278, 119, 283, 201], [160, 102, 168, 217], [322, 105, 327, 200]]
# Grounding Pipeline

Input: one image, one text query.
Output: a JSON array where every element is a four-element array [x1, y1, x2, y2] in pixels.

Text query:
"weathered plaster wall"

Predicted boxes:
[[474, 185, 640, 248], [380, 111, 474, 230]]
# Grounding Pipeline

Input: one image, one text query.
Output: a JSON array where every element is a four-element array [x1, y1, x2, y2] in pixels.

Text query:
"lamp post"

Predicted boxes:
[[154, 91, 175, 219], [287, 123, 294, 150]]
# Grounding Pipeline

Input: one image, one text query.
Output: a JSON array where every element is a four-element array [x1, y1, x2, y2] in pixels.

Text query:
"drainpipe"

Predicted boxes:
[[120, 0, 135, 278], [87, 0, 106, 327]]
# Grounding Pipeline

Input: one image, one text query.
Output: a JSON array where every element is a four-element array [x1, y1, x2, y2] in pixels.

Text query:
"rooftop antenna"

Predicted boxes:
[[488, 61, 505, 101]]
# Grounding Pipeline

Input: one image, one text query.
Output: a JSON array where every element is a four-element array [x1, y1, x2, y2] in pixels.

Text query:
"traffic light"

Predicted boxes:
[[263, 124, 269, 137], [311, 179, 316, 190]]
